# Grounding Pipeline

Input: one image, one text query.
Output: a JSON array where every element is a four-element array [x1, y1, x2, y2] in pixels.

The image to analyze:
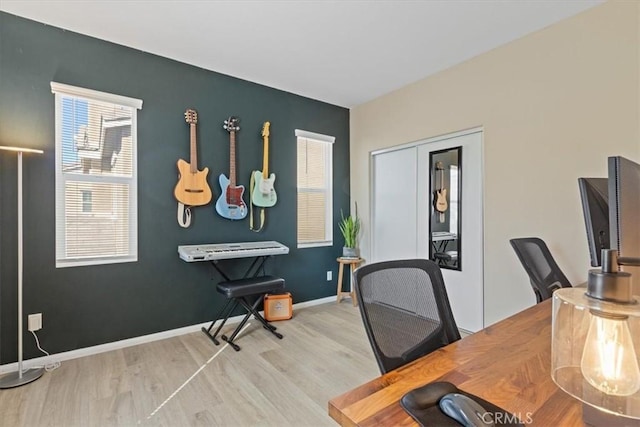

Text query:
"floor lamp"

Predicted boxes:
[[0, 145, 44, 388]]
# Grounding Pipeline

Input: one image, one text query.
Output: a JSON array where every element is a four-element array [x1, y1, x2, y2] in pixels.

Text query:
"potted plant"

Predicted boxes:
[[339, 203, 361, 258]]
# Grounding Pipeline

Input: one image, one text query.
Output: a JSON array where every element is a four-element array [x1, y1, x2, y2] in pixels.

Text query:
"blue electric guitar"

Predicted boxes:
[[216, 116, 247, 220], [251, 121, 277, 207]]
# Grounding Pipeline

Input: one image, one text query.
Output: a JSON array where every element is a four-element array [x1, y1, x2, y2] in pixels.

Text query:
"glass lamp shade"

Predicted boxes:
[[552, 287, 640, 419]]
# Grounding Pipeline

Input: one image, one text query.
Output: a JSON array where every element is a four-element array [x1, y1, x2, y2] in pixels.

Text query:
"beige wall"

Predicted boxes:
[[350, 1, 640, 325]]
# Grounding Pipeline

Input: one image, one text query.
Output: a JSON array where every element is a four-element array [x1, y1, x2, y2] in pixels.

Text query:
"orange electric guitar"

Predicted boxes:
[[435, 161, 448, 222], [174, 109, 212, 206]]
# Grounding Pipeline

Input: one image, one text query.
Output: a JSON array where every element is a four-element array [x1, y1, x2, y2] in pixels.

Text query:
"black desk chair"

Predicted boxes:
[[509, 237, 572, 303], [353, 258, 461, 374]]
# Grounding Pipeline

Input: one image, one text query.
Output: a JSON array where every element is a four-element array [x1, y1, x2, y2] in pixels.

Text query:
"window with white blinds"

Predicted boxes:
[[51, 82, 142, 268], [296, 129, 334, 248]]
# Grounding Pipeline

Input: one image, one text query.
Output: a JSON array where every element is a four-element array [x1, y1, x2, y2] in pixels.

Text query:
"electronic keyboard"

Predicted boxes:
[[178, 240, 289, 262], [432, 231, 457, 241]]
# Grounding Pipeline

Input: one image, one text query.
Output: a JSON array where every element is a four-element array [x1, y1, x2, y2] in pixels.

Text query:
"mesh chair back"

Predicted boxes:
[[509, 237, 572, 303], [353, 258, 461, 374]]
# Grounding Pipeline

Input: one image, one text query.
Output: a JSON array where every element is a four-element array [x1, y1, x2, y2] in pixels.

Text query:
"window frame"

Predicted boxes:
[[295, 129, 335, 249], [51, 82, 143, 268]]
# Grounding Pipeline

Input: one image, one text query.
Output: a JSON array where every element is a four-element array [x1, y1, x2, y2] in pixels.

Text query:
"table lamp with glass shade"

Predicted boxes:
[[552, 249, 640, 425]]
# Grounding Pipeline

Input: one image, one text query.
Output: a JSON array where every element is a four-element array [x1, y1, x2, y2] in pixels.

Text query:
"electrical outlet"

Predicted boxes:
[[327, 271, 333, 281], [28, 313, 42, 332]]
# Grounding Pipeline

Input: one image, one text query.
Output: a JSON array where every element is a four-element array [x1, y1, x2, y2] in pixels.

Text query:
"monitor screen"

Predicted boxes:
[[578, 177, 609, 267], [608, 156, 640, 287]]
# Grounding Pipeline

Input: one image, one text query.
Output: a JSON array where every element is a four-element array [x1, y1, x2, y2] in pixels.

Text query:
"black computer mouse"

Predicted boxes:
[[401, 382, 458, 411], [439, 393, 495, 427]]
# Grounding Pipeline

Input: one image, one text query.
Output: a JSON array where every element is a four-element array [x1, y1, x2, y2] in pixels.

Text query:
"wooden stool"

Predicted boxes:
[[336, 257, 363, 306]]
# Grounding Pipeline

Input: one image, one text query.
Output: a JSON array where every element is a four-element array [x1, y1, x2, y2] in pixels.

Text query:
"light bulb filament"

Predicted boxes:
[[580, 313, 640, 396]]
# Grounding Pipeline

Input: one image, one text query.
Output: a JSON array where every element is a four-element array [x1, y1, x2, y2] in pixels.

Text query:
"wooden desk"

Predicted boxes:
[[328, 300, 585, 426]]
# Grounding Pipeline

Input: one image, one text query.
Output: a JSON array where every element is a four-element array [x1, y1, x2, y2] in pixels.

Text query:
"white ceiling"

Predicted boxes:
[[1, 0, 603, 108]]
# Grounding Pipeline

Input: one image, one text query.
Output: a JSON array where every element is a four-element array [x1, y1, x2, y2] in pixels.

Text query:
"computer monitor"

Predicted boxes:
[[578, 177, 609, 267], [608, 156, 640, 280]]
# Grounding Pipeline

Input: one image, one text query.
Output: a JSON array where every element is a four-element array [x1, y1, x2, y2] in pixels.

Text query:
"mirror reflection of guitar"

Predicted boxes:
[[174, 109, 212, 206], [251, 121, 277, 207], [435, 161, 448, 222], [216, 116, 247, 220]]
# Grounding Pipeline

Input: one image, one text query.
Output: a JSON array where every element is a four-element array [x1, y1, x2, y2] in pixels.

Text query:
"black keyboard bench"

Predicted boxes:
[[201, 275, 285, 351], [433, 251, 458, 267]]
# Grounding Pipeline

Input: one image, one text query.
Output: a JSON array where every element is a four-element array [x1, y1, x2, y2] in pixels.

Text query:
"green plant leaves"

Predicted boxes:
[[339, 208, 360, 248]]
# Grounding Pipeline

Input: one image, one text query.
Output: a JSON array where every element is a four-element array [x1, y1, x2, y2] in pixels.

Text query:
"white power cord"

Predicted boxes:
[[30, 330, 61, 372]]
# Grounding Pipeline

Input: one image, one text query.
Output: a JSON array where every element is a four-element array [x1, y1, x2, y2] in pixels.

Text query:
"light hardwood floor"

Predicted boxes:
[[0, 302, 379, 427]]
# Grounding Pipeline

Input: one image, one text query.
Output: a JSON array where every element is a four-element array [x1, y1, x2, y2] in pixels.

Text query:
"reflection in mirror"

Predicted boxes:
[[429, 147, 462, 270]]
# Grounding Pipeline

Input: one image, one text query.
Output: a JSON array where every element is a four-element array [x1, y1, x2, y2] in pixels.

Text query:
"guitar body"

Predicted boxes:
[[251, 170, 277, 207], [174, 159, 212, 206], [436, 188, 448, 212], [216, 174, 247, 220], [175, 109, 212, 211]]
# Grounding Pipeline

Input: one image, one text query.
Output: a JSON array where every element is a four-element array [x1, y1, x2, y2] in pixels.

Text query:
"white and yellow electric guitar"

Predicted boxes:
[[251, 121, 277, 207]]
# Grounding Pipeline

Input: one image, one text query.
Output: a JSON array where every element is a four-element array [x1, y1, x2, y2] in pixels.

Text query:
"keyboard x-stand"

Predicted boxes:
[[178, 240, 290, 350]]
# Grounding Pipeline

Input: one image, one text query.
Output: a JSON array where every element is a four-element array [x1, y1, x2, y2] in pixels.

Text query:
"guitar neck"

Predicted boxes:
[[230, 130, 236, 187], [190, 123, 197, 173], [262, 135, 269, 178], [436, 163, 445, 191]]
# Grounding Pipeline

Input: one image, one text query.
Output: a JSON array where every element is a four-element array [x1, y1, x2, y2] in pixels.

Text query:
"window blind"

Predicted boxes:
[[51, 82, 142, 267], [296, 130, 334, 247]]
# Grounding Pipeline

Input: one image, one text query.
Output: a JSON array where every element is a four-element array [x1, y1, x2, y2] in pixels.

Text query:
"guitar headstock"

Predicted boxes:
[[262, 121, 270, 138], [185, 109, 198, 125], [223, 116, 240, 133]]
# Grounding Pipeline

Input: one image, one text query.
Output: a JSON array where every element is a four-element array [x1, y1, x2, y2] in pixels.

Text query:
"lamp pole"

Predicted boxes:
[[0, 146, 45, 388]]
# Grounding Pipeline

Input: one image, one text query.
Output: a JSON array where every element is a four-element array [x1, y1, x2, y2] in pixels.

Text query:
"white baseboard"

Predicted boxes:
[[291, 295, 335, 308], [0, 296, 337, 374]]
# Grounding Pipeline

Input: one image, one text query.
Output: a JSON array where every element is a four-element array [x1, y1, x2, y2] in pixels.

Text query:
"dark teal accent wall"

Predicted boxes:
[[0, 12, 350, 362]]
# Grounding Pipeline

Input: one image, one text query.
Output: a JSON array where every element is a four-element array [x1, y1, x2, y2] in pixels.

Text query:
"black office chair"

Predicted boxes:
[[353, 258, 461, 374], [509, 237, 572, 303]]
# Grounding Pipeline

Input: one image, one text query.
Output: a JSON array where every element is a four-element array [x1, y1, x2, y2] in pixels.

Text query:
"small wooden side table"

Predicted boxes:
[[336, 257, 363, 306]]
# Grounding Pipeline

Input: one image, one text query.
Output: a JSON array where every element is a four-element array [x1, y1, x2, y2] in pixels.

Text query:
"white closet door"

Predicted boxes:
[[371, 129, 484, 332], [371, 146, 417, 262]]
